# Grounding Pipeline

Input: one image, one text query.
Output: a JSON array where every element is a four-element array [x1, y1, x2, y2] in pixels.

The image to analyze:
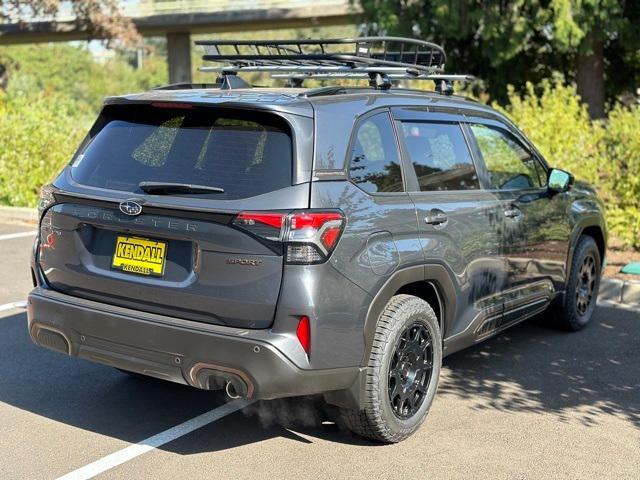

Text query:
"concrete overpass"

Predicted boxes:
[[0, 0, 359, 83]]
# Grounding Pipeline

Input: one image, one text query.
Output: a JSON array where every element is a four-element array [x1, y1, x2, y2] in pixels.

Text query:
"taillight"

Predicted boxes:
[[38, 210, 56, 254], [38, 184, 57, 219], [234, 212, 286, 241], [232, 210, 345, 264], [286, 211, 344, 264], [38, 185, 58, 253]]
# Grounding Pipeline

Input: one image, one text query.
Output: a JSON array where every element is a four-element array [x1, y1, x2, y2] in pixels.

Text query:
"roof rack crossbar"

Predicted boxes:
[[266, 72, 474, 82], [201, 64, 473, 79]]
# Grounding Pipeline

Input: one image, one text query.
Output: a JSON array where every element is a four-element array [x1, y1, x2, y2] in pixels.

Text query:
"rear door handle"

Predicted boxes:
[[425, 210, 448, 226], [504, 205, 522, 219]]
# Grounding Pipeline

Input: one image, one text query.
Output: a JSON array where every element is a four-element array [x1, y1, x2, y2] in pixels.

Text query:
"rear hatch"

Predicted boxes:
[[38, 102, 312, 329]]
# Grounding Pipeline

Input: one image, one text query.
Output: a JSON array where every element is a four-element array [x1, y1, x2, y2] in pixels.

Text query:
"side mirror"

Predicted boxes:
[[548, 168, 573, 193]]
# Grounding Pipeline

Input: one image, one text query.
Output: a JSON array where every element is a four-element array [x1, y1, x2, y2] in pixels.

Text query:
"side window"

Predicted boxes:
[[400, 121, 479, 191], [349, 112, 403, 193], [470, 124, 544, 190]]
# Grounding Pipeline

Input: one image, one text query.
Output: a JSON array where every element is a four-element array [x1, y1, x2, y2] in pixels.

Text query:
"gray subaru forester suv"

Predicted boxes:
[[28, 37, 606, 442]]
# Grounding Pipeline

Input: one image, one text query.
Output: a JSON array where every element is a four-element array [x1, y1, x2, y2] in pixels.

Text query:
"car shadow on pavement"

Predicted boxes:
[[0, 305, 638, 455], [439, 307, 640, 429], [0, 311, 375, 452]]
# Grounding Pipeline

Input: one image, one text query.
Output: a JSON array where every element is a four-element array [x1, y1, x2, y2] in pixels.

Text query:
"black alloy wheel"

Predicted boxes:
[[576, 253, 597, 316], [388, 323, 434, 419]]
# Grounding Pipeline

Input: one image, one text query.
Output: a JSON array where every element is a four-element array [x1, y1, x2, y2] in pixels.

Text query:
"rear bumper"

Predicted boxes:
[[27, 287, 359, 400]]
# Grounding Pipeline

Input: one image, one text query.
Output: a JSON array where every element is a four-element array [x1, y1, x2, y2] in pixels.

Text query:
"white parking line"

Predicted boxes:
[[0, 230, 37, 241], [56, 398, 254, 480], [0, 300, 27, 312]]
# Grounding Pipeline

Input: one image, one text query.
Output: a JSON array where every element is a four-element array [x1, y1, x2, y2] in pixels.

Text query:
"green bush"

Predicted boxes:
[[497, 81, 640, 250], [494, 81, 603, 185], [602, 105, 640, 249], [0, 43, 167, 207], [0, 91, 90, 206], [0, 44, 638, 250], [1, 44, 167, 113]]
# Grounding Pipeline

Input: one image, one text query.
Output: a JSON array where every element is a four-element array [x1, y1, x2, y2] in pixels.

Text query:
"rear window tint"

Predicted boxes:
[[400, 121, 479, 191], [71, 105, 292, 199]]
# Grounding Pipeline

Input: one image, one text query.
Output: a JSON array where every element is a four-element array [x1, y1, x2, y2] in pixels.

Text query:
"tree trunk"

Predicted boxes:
[[0, 63, 7, 91], [576, 31, 606, 119]]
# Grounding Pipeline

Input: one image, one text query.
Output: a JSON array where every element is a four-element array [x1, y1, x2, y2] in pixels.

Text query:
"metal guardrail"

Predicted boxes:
[[5, 0, 350, 23]]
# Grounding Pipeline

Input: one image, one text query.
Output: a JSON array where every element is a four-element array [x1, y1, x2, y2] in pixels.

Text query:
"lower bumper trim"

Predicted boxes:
[[27, 288, 359, 400]]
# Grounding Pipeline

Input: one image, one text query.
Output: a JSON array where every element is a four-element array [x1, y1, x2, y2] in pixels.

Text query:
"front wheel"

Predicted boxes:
[[555, 235, 602, 331], [340, 294, 442, 443]]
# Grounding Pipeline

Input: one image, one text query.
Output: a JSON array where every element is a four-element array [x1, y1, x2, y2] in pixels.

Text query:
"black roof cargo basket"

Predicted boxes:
[[195, 37, 473, 94]]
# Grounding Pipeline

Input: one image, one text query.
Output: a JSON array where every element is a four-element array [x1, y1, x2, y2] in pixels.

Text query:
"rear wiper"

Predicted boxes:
[[139, 181, 224, 195]]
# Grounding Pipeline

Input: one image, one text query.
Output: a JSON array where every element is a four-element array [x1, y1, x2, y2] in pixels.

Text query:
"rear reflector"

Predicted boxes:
[[296, 316, 311, 354]]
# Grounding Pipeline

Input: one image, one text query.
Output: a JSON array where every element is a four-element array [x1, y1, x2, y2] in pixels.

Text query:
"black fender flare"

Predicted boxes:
[[324, 263, 459, 410], [362, 263, 458, 363], [565, 215, 607, 289]]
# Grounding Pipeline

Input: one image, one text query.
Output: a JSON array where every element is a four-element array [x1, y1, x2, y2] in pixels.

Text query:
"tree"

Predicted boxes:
[[0, 0, 141, 48], [550, 0, 639, 118], [355, 0, 640, 118], [0, 0, 141, 90]]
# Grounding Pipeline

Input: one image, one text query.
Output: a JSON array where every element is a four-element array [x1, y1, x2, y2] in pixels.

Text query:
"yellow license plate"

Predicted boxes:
[[112, 236, 167, 276]]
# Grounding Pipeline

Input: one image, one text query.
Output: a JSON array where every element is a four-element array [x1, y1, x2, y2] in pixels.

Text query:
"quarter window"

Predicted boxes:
[[349, 112, 403, 193], [400, 121, 479, 191], [470, 124, 544, 190]]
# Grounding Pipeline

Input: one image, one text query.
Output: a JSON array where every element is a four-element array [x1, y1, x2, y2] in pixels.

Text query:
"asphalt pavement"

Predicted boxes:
[[0, 221, 638, 479]]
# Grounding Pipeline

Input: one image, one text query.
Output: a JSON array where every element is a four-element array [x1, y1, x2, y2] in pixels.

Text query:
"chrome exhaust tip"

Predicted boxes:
[[190, 362, 253, 398], [225, 380, 243, 399]]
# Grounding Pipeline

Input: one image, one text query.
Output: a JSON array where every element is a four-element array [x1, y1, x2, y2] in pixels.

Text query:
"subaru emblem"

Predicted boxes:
[[119, 200, 143, 216]]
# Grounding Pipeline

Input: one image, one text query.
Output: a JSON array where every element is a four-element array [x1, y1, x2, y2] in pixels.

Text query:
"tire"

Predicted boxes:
[[555, 235, 602, 331], [340, 294, 442, 443]]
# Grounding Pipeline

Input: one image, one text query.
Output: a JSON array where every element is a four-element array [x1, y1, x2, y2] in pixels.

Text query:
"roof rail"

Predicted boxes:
[[153, 82, 220, 90], [195, 37, 473, 93]]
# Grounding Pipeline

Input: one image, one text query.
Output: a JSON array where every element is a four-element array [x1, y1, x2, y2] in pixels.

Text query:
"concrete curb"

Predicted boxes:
[[599, 278, 640, 308], [0, 206, 37, 225]]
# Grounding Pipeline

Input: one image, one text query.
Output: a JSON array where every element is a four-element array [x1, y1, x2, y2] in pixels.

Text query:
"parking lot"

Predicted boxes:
[[1, 221, 638, 480]]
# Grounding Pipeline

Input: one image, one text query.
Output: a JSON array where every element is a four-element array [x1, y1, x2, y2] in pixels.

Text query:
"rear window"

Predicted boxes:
[[71, 105, 293, 199], [400, 121, 479, 191]]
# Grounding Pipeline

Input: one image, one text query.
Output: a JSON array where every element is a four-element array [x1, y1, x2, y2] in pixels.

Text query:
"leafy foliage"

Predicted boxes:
[[602, 106, 640, 249], [0, 43, 167, 207], [355, 0, 640, 115], [497, 81, 640, 249], [0, 37, 638, 249], [1, 44, 166, 112], [493, 81, 603, 185], [0, 91, 87, 206]]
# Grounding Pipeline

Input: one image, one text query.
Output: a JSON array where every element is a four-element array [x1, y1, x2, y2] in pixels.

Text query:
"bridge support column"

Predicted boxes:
[[167, 32, 192, 84]]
